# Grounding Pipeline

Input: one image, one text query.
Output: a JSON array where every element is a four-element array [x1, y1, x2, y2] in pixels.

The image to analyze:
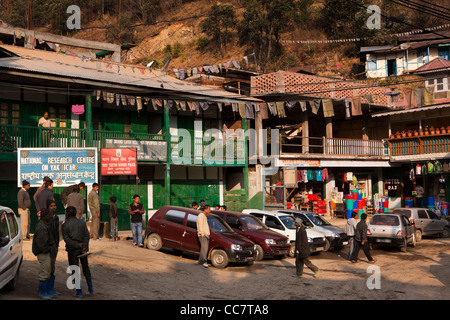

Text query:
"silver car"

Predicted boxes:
[[0, 206, 23, 291], [392, 208, 450, 241], [367, 213, 416, 252], [276, 209, 348, 251]]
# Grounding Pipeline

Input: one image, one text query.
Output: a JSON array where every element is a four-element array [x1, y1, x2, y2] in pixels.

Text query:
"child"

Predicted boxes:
[[109, 196, 119, 241]]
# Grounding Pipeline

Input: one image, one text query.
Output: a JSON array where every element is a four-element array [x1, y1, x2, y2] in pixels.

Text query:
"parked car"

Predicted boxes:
[[213, 210, 291, 261], [392, 208, 450, 240], [144, 206, 257, 268], [242, 209, 327, 257], [0, 206, 23, 291], [367, 213, 416, 252], [276, 209, 348, 251]]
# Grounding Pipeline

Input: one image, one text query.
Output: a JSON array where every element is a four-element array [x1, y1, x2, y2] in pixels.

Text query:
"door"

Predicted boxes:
[[417, 209, 433, 235], [387, 59, 397, 76], [159, 209, 187, 248], [426, 210, 446, 234], [182, 213, 200, 253], [0, 210, 13, 286], [401, 215, 413, 240]]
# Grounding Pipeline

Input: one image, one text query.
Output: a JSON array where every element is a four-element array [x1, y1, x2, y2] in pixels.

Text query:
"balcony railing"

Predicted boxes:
[[388, 133, 450, 156], [280, 135, 388, 157]]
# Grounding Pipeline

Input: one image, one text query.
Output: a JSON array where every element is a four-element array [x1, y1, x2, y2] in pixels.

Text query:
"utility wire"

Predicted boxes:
[[388, 0, 450, 21], [418, 0, 450, 13]]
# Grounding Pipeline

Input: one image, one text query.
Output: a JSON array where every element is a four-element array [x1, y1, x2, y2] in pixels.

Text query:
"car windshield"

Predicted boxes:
[[306, 213, 331, 226], [279, 216, 296, 230], [207, 216, 234, 233], [370, 215, 400, 226], [240, 215, 267, 231]]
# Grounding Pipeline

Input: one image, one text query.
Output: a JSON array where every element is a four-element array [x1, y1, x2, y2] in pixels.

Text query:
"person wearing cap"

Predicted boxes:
[[17, 180, 32, 240], [62, 206, 93, 298], [128, 194, 144, 247], [294, 217, 319, 278], [32, 208, 57, 299]]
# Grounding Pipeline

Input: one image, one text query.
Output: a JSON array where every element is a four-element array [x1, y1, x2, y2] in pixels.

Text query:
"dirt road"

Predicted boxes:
[[1, 217, 449, 301]]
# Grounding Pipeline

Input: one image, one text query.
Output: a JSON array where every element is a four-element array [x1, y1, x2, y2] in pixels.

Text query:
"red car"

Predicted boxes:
[[144, 206, 257, 268], [213, 211, 290, 261]]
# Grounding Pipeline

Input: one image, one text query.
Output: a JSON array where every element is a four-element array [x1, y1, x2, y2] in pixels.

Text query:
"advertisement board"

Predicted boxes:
[[104, 138, 167, 162], [101, 148, 137, 176], [17, 148, 98, 187]]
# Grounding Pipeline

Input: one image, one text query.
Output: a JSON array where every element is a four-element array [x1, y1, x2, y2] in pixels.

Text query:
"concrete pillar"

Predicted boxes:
[[302, 112, 309, 154]]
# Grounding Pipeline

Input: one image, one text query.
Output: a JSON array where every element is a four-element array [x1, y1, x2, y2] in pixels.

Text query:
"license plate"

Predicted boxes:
[[315, 247, 324, 251], [343, 241, 348, 245], [279, 250, 288, 254], [377, 239, 391, 243]]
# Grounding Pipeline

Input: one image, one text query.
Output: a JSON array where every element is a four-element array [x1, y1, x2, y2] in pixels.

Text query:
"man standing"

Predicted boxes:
[[61, 206, 93, 298], [17, 180, 32, 240], [46, 199, 60, 298], [128, 194, 144, 247], [33, 176, 51, 202], [345, 211, 358, 261], [415, 184, 425, 207], [67, 185, 85, 219], [38, 111, 51, 147], [32, 208, 57, 299], [294, 218, 319, 277], [352, 213, 375, 264], [196, 205, 210, 268], [35, 179, 54, 217], [61, 182, 86, 209], [87, 183, 100, 240]]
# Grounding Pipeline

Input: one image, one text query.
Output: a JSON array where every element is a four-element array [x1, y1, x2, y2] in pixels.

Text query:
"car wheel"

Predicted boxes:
[[146, 233, 162, 250], [324, 239, 331, 251], [210, 249, 229, 268], [400, 238, 407, 252], [4, 258, 22, 291], [289, 243, 296, 258], [415, 229, 423, 242], [254, 244, 264, 261], [441, 227, 450, 238]]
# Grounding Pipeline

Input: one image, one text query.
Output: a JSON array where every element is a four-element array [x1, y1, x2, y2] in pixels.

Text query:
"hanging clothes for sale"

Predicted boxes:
[[238, 102, 246, 118], [302, 170, 308, 183], [245, 102, 255, 119], [300, 101, 307, 112], [285, 101, 297, 110], [260, 103, 269, 119], [414, 87, 425, 108], [427, 161, 434, 174], [409, 168, 415, 181], [311, 99, 320, 115], [322, 99, 334, 117], [322, 168, 329, 181], [307, 170, 314, 181], [424, 86, 435, 105], [267, 102, 277, 116], [422, 163, 427, 175], [297, 169, 303, 183], [315, 169, 323, 182]]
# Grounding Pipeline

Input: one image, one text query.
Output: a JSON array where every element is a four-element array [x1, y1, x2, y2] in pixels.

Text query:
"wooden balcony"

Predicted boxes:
[[280, 135, 388, 159], [388, 133, 450, 161]]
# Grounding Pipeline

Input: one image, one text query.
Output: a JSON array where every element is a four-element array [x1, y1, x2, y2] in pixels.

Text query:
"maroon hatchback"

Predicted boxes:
[[213, 211, 290, 261], [144, 206, 257, 268]]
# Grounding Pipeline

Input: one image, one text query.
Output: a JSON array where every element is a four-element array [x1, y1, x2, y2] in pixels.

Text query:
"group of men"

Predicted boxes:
[[17, 178, 102, 299], [17, 178, 103, 241]]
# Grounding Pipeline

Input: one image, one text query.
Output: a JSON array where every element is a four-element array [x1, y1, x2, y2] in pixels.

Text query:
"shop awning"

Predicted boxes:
[[371, 103, 450, 118]]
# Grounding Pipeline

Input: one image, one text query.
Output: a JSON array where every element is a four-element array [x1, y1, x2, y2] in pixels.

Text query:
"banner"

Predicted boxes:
[[101, 148, 137, 176], [105, 138, 167, 162], [17, 148, 97, 187]]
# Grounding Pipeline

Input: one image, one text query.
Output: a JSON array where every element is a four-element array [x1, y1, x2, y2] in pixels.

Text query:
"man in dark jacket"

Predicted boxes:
[[294, 218, 319, 277], [62, 206, 93, 298], [35, 179, 54, 216], [46, 199, 60, 298], [352, 214, 375, 263], [60, 182, 85, 208], [32, 208, 57, 299]]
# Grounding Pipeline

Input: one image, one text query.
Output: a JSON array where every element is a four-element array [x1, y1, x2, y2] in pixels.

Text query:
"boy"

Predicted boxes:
[[109, 196, 119, 241]]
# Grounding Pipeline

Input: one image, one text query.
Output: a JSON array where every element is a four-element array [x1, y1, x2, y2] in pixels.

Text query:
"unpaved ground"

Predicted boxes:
[[1, 217, 450, 301]]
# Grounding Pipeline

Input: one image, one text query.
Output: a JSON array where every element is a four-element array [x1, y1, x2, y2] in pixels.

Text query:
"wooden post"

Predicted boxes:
[[302, 111, 309, 153], [164, 104, 171, 205], [242, 116, 249, 203], [85, 94, 93, 147]]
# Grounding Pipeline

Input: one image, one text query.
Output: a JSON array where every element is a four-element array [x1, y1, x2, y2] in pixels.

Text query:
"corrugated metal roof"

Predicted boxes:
[[372, 103, 450, 117], [0, 45, 261, 103], [413, 57, 450, 74]]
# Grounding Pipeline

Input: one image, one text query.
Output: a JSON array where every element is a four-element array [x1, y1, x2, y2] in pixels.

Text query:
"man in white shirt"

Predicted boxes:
[[196, 205, 211, 268], [415, 184, 425, 207], [38, 112, 51, 147]]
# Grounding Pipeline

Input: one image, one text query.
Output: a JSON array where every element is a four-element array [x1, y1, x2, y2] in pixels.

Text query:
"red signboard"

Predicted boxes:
[[101, 148, 137, 175]]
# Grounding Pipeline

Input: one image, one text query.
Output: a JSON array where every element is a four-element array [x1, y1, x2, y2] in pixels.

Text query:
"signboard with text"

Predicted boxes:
[[104, 138, 167, 162], [17, 148, 98, 187], [101, 148, 137, 176]]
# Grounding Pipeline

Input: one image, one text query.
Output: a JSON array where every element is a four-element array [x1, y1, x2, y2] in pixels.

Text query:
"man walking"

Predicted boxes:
[[345, 211, 358, 261], [61, 206, 93, 298], [32, 208, 57, 299], [352, 213, 375, 264], [294, 218, 319, 277], [17, 180, 32, 240], [35, 179, 54, 217], [67, 185, 85, 219], [128, 194, 144, 247], [87, 183, 100, 240], [196, 205, 210, 268]]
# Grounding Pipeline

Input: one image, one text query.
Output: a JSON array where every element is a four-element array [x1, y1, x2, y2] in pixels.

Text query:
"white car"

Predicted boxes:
[[242, 209, 327, 257], [0, 206, 23, 291]]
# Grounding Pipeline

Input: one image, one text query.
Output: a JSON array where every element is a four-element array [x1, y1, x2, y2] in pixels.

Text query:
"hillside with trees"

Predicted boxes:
[[0, 0, 449, 78]]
